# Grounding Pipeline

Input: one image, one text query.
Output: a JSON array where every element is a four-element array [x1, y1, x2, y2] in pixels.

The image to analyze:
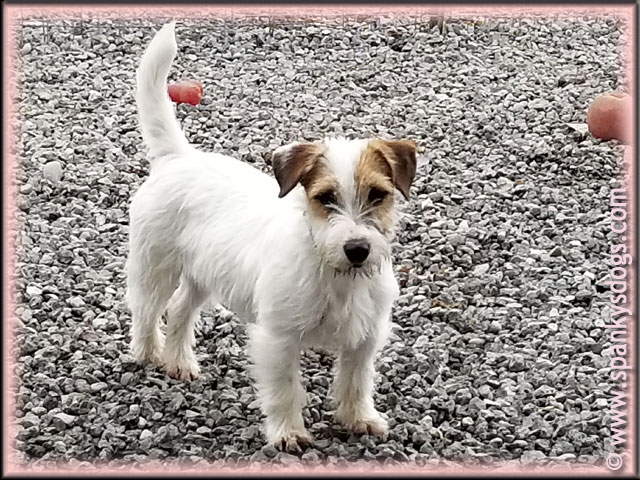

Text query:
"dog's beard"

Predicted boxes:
[[330, 254, 390, 279], [333, 264, 378, 279]]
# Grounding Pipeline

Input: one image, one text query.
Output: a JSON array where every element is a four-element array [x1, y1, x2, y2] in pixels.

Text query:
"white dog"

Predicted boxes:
[[126, 22, 417, 452]]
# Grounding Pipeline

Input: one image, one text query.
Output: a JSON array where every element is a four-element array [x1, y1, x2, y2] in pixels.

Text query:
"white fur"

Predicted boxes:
[[127, 23, 405, 449]]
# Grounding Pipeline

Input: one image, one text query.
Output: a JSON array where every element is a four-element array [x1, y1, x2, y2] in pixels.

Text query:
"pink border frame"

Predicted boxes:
[[2, 3, 637, 477]]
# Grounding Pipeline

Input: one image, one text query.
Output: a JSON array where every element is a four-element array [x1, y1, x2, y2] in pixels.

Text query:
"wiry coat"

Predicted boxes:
[[127, 22, 417, 451]]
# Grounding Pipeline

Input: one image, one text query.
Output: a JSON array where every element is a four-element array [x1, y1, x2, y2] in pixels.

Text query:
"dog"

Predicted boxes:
[[126, 22, 417, 452]]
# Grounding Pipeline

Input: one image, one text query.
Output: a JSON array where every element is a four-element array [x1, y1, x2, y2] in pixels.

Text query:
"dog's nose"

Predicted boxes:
[[343, 239, 370, 265]]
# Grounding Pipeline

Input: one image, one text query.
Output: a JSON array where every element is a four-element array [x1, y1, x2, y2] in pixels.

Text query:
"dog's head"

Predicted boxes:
[[272, 137, 417, 276]]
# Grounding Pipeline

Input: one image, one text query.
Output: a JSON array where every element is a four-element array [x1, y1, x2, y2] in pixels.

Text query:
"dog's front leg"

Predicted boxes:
[[333, 334, 389, 439], [248, 324, 312, 452]]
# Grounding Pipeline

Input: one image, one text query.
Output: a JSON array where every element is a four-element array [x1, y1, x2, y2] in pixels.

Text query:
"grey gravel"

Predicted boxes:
[[11, 13, 628, 470]]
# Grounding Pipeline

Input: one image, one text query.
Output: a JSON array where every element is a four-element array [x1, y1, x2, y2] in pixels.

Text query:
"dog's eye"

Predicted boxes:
[[368, 187, 389, 205], [314, 191, 338, 208]]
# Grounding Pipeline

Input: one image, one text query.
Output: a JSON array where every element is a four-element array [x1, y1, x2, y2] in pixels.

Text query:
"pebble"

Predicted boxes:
[[508, 354, 527, 372], [521, 450, 547, 464], [42, 161, 64, 183], [53, 412, 76, 427], [121, 372, 134, 386]]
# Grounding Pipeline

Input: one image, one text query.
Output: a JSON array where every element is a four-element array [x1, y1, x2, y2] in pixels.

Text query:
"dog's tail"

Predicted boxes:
[[136, 22, 192, 162]]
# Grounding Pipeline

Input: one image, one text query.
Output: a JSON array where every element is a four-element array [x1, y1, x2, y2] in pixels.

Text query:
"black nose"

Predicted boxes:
[[343, 239, 370, 265]]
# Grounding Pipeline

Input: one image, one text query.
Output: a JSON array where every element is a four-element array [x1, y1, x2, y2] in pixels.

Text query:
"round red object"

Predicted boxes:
[[168, 81, 203, 106], [586, 93, 631, 143]]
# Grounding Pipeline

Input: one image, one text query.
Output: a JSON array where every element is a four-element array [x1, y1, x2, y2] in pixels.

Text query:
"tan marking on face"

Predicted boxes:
[[366, 139, 418, 200], [355, 144, 396, 233], [301, 160, 340, 222]]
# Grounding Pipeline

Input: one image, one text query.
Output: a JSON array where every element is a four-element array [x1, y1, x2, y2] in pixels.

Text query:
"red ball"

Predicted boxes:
[[167, 81, 203, 106], [586, 93, 631, 143]]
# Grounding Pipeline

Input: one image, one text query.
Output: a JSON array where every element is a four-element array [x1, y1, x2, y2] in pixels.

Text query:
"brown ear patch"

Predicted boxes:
[[272, 143, 324, 198], [365, 139, 418, 200]]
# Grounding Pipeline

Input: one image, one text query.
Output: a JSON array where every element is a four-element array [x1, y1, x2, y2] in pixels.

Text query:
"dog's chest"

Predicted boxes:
[[302, 276, 383, 351]]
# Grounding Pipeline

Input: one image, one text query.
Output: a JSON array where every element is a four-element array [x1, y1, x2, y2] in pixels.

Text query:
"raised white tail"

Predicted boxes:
[[136, 22, 192, 162]]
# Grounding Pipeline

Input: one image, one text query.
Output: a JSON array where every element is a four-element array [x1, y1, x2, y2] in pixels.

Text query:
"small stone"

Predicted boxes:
[[279, 453, 300, 465], [595, 398, 608, 408], [90, 382, 108, 392], [521, 450, 547, 464], [489, 437, 503, 448], [473, 264, 490, 276], [512, 439, 529, 449], [508, 354, 527, 372], [549, 246, 563, 257], [239, 425, 259, 441], [26, 285, 42, 297], [528, 204, 542, 216], [455, 388, 473, 404], [92, 318, 108, 330], [488, 320, 502, 333], [421, 199, 434, 210], [575, 290, 593, 303], [261, 444, 278, 458], [21, 412, 41, 428], [556, 453, 577, 461], [43, 161, 64, 183], [53, 440, 66, 453], [449, 233, 465, 246], [478, 385, 493, 399], [53, 412, 76, 427], [67, 296, 85, 308], [376, 446, 395, 459], [121, 372, 134, 386], [302, 450, 320, 462], [534, 385, 556, 397]]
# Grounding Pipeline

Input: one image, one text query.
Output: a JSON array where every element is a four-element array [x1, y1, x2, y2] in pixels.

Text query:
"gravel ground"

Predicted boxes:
[[11, 13, 629, 470]]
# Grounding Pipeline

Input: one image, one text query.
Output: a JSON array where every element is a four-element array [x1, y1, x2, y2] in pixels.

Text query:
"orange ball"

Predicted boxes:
[[586, 93, 631, 143], [167, 81, 203, 106]]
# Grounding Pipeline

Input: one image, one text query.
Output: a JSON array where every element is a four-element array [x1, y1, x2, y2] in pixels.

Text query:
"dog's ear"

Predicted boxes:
[[376, 140, 418, 200], [272, 142, 322, 198]]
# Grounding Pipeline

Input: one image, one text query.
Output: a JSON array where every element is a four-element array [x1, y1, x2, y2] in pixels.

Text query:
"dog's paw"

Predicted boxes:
[[337, 413, 389, 439], [131, 338, 165, 367], [134, 351, 164, 367], [164, 358, 200, 381], [271, 430, 313, 453]]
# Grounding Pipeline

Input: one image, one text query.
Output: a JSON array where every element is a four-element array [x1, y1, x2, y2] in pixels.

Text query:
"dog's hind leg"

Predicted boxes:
[[126, 256, 180, 367], [163, 277, 208, 381]]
